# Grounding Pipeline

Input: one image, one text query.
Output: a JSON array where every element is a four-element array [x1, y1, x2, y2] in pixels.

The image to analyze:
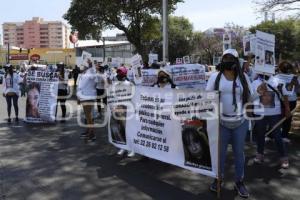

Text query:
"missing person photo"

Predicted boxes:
[[260, 91, 275, 108], [182, 119, 211, 169], [245, 41, 250, 52], [265, 50, 274, 65], [26, 82, 41, 118], [110, 105, 127, 144]]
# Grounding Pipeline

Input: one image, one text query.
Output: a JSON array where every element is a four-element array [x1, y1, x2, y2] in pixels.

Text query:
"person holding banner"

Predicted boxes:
[[252, 73, 290, 169], [206, 49, 252, 198], [114, 66, 135, 157], [77, 61, 97, 141], [152, 69, 177, 88], [275, 61, 299, 143], [96, 63, 108, 118], [2, 64, 21, 123], [56, 63, 69, 123]]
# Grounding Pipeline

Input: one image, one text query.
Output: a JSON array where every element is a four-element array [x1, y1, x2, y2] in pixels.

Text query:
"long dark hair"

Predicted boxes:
[[5, 66, 14, 86], [214, 57, 250, 111], [57, 63, 65, 79]]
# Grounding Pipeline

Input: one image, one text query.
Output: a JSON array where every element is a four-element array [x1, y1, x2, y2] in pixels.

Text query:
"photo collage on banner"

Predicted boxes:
[[25, 70, 59, 123], [254, 30, 276, 75], [107, 81, 135, 150], [108, 85, 220, 178]]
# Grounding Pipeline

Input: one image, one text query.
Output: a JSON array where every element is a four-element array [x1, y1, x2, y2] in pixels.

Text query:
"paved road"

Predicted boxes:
[[0, 88, 299, 200]]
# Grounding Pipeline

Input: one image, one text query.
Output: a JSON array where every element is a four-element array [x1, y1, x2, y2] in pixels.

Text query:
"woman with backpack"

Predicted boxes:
[[206, 49, 253, 198]]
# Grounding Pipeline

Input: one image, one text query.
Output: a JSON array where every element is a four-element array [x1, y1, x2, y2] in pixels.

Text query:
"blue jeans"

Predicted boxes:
[[254, 115, 287, 158], [220, 120, 248, 181]]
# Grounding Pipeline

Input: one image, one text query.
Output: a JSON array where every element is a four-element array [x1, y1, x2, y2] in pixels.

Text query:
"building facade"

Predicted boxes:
[[2, 17, 70, 49]]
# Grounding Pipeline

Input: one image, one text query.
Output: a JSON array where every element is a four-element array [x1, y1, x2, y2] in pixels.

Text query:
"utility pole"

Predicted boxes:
[[7, 42, 10, 64], [162, 0, 168, 63], [103, 37, 106, 62]]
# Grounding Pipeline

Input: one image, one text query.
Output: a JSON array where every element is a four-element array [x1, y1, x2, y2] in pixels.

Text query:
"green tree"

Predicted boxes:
[[255, 0, 300, 14], [64, 0, 183, 61], [165, 16, 194, 63], [250, 18, 300, 60]]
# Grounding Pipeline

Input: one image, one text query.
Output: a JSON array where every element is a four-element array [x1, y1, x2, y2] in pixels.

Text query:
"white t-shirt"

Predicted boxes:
[[96, 72, 107, 89], [2, 73, 21, 96], [252, 76, 292, 116], [206, 72, 253, 118], [273, 73, 299, 102], [77, 68, 97, 101]]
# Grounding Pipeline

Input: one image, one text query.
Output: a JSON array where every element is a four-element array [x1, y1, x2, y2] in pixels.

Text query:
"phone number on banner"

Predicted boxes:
[[133, 139, 169, 152]]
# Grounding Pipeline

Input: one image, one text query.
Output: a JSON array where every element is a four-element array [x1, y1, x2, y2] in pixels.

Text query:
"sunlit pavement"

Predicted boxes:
[[0, 87, 299, 200]]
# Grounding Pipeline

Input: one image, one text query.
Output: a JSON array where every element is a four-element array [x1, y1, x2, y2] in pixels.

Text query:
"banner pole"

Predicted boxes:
[[217, 91, 221, 199]]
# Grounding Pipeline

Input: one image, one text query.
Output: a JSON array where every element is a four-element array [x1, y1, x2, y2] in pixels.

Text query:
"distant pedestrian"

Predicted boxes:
[[56, 62, 69, 123], [19, 67, 27, 97], [73, 65, 80, 87]]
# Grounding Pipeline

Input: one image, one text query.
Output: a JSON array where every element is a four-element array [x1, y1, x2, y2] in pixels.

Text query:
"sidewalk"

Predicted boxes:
[[0, 96, 299, 200]]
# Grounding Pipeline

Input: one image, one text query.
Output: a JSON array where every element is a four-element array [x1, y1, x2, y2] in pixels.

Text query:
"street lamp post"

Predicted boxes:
[[162, 0, 169, 63], [7, 42, 10, 64]]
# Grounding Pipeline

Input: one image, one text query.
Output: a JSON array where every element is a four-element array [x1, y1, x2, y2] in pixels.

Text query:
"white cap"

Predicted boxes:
[[222, 49, 239, 58]]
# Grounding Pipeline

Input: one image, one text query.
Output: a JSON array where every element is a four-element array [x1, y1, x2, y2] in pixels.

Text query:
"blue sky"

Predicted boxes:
[[0, 0, 265, 37]]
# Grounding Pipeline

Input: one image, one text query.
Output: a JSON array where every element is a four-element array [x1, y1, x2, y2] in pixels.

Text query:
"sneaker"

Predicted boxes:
[[253, 153, 264, 164], [15, 117, 19, 122], [234, 181, 250, 198], [7, 118, 11, 123], [209, 179, 223, 193], [127, 151, 135, 158], [80, 132, 88, 139], [282, 138, 291, 143], [117, 149, 126, 156], [88, 133, 96, 141], [265, 136, 272, 142], [281, 159, 289, 169]]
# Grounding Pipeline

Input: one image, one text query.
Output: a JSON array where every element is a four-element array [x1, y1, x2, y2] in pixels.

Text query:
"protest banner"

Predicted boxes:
[[148, 53, 158, 65], [108, 86, 220, 178], [81, 51, 92, 66], [223, 32, 232, 52], [243, 34, 256, 56], [24, 70, 59, 123], [131, 54, 143, 84], [254, 31, 276, 75], [141, 69, 158, 86], [165, 64, 206, 89], [107, 81, 135, 150], [111, 57, 122, 68], [274, 74, 297, 93]]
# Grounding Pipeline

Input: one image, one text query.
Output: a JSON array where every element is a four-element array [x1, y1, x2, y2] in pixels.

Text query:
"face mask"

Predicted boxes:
[[158, 76, 169, 84], [221, 61, 236, 71]]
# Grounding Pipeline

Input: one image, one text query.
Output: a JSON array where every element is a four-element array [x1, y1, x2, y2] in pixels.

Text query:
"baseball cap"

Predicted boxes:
[[222, 49, 239, 58]]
